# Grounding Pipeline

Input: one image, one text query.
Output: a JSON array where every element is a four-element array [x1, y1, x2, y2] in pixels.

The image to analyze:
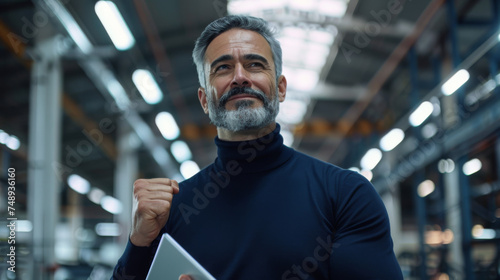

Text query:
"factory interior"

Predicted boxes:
[[1, 0, 500, 279]]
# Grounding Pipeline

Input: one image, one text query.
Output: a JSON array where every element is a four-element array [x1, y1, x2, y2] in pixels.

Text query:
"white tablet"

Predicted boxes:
[[145, 233, 216, 280]]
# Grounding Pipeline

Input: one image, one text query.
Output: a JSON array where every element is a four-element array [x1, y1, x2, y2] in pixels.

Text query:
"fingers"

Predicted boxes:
[[133, 178, 179, 194], [179, 275, 192, 280]]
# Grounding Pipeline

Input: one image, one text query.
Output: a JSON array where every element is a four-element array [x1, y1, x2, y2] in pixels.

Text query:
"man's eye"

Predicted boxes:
[[215, 64, 230, 72], [249, 62, 264, 68]]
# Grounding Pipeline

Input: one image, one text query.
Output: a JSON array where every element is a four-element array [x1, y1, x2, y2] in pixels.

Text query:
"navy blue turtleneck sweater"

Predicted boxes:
[[113, 124, 403, 280]]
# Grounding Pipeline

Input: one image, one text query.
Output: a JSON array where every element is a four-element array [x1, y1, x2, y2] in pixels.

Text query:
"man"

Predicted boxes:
[[113, 15, 403, 280]]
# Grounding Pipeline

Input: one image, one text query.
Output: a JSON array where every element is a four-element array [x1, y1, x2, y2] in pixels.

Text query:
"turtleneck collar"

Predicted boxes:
[[213, 123, 293, 174]]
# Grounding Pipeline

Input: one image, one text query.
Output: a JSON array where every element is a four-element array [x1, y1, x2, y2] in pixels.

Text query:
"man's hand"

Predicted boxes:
[[130, 178, 180, 247], [179, 275, 192, 280]]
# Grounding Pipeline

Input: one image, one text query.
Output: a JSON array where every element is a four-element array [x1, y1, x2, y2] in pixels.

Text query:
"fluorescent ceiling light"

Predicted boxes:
[[67, 174, 90, 195], [170, 140, 192, 163], [156, 112, 180, 140], [379, 128, 405, 152], [95, 0, 135, 50], [45, 0, 93, 54], [132, 69, 163, 104], [463, 158, 482, 176], [101, 195, 123, 214], [472, 224, 496, 239], [441, 69, 470, 96], [417, 180, 435, 197], [0, 130, 9, 144], [180, 160, 200, 179], [6, 135, 20, 151], [360, 148, 382, 171], [95, 223, 122, 237], [438, 158, 455, 174], [88, 187, 106, 204], [409, 101, 434, 127]]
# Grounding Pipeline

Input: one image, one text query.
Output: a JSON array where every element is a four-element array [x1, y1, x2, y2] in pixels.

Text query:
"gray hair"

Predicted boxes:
[[192, 15, 283, 88]]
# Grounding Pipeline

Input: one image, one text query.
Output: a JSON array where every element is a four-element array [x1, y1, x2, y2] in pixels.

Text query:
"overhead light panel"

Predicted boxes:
[[6, 135, 20, 151], [95, 223, 122, 237], [88, 187, 106, 204], [441, 69, 470, 96], [360, 148, 382, 171], [417, 180, 435, 197], [45, 0, 93, 54], [180, 160, 200, 179], [463, 158, 482, 176], [101, 195, 123, 214], [156, 112, 180, 140], [379, 128, 405, 152], [409, 101, 434, 127], [472, 224, 496, 239], [67, 174, 91, 195], [132, 69, 163, 104], [0, 129, 8, 144], [438, 158, 455, 174], [95, 0, 135, 50], [170, 140, 192, 163]]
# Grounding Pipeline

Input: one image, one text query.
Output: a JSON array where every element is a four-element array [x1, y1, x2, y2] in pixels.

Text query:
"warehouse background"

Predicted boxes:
[[0, 0, 499, 279]]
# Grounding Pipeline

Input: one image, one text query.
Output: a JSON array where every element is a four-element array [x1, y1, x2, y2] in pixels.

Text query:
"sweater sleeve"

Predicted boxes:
[[111, 237, 161, 280], [329, 172, 403, 279]]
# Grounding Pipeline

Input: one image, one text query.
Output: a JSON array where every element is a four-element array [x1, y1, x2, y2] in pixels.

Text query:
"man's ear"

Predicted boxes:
[[198, 87, 209, 114], [277, 75, 287, 102]]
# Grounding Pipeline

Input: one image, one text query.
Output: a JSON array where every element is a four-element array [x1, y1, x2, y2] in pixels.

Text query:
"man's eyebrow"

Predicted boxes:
[[210, 54, 234, 70], [243, 54, 270, 66]]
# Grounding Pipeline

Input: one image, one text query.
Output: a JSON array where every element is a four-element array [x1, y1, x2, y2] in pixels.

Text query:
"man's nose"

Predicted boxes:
[[231, 64, 251, 88]]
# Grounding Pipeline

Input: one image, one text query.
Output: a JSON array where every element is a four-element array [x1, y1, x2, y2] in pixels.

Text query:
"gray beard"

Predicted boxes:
[[206, 87, 279, 132]]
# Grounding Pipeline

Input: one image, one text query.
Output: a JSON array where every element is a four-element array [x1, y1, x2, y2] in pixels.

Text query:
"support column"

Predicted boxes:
[[114, 120, 139, 248], [380, 187, 402, 257], [413, 171, 427, 280], [458, 156, 474, 280], [27, 35, 63, 280], [444, 165, 464, 280]]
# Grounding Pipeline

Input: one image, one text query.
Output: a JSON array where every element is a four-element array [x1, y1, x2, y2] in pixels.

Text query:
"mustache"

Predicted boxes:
[[218, 87, 266, 107]]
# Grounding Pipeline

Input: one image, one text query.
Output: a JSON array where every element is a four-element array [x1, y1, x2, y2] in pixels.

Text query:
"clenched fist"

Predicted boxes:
[[130, 178, 179, 247]]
